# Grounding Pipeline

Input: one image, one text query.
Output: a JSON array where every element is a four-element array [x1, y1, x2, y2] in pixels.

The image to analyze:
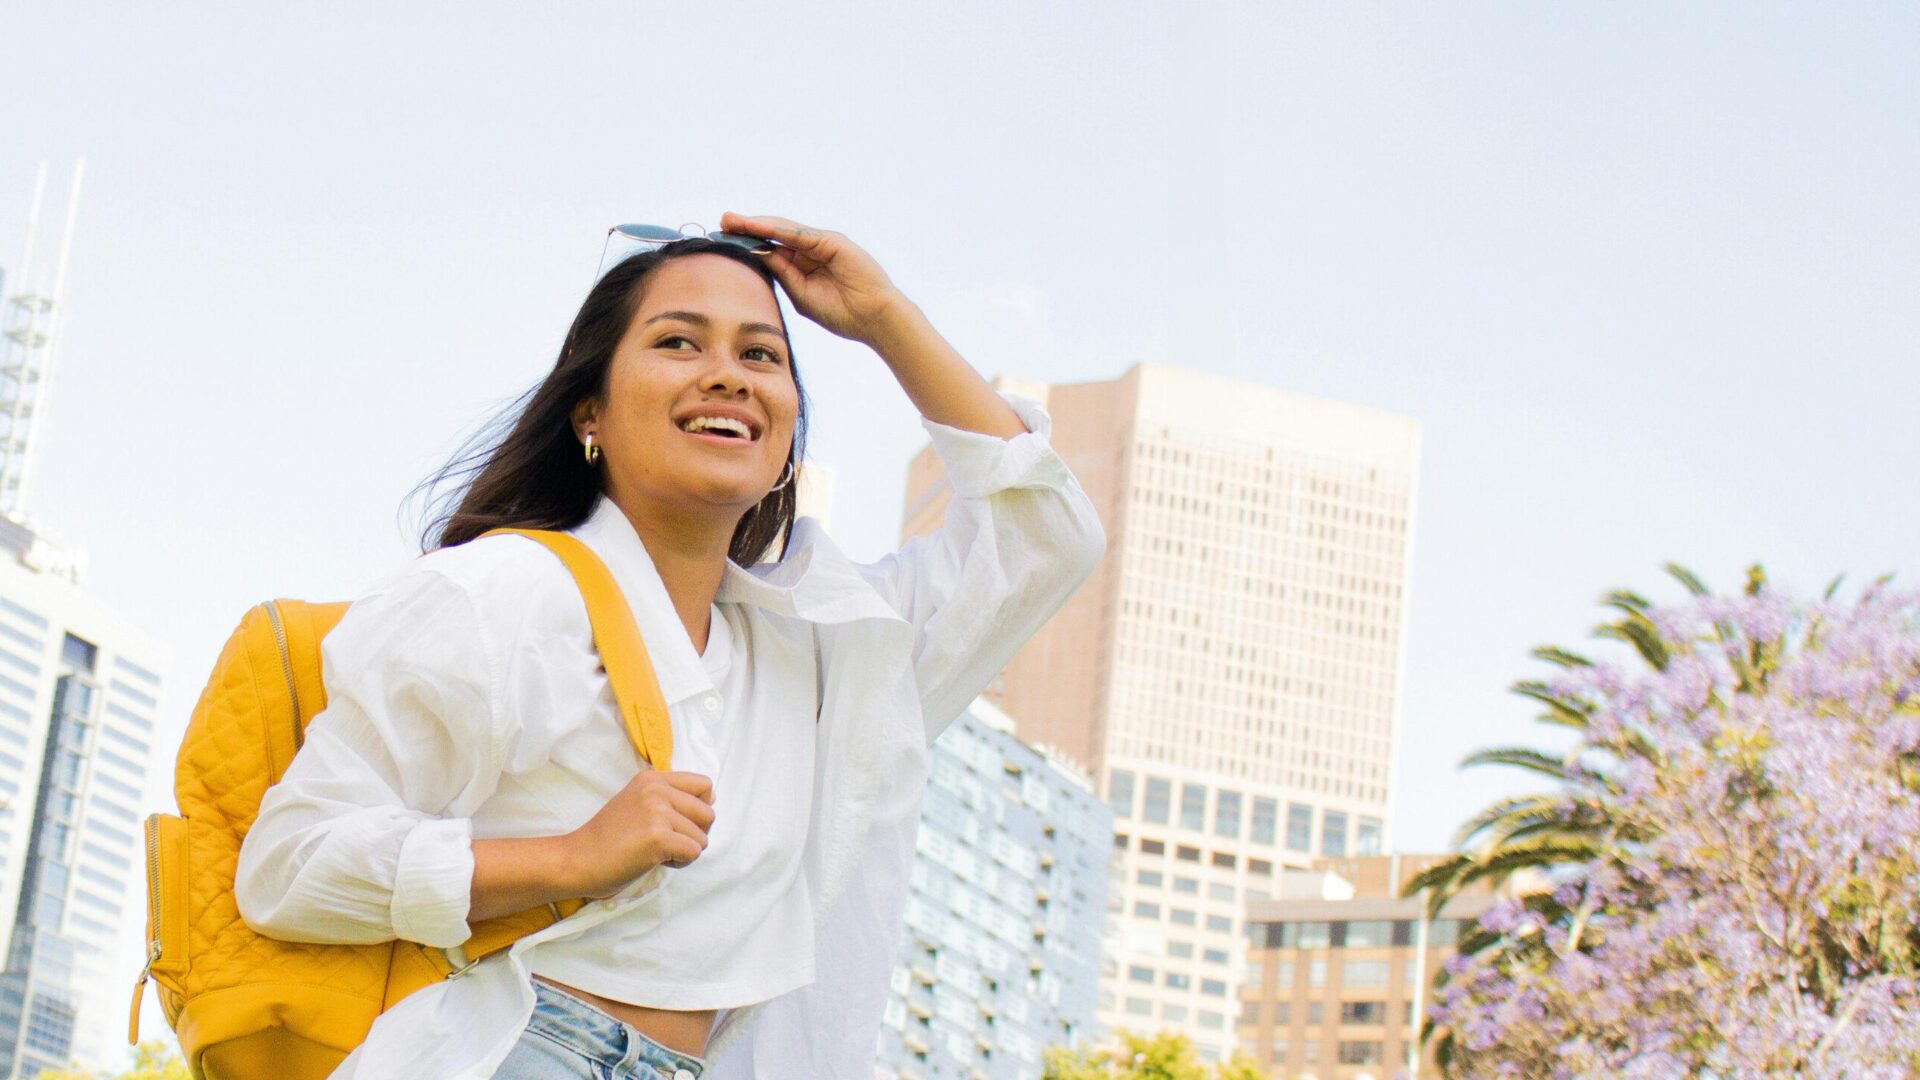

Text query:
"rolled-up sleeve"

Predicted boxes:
[[235, 567, 503, 948], [852, 389, 1107, 741]]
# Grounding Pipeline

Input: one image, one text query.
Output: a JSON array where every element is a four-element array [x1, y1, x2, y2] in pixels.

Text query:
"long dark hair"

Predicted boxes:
[[404, 238, 810, 564]]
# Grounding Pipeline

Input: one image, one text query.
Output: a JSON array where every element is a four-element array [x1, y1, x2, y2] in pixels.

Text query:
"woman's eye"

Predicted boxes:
[[658, 335, 695, 350], [748, 347, 784, 364]]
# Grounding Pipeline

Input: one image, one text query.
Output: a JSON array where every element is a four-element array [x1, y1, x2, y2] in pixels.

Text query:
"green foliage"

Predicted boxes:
[[33, 1042, 190, 1080], [1042, 1029, 1270, 1079]]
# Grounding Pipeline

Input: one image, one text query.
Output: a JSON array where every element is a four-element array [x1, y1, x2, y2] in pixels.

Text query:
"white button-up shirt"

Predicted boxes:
[[235, 389, 1106, 1079]]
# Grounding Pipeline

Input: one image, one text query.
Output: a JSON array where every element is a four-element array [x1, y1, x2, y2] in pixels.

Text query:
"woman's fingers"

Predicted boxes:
[[721, 212, 834, 255]]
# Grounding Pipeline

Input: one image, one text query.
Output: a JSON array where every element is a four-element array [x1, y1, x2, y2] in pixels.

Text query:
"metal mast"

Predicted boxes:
[[0, 160, 84, 525]]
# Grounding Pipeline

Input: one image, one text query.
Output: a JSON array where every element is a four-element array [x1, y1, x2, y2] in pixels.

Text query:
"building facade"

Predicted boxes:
[[1237, 855, 1513, 1080], [899, 363, 1421, 1062], [875, 698, 1112, 1080], [0, 523, 167, 1078]]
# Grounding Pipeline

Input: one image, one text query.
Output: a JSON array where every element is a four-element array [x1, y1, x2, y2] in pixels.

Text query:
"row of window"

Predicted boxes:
[[1107, 769, 1382, 857], [1116, 834, 1275, 877], [1241, 999, 1415, 1028], [1248, 918, 1469, 950]]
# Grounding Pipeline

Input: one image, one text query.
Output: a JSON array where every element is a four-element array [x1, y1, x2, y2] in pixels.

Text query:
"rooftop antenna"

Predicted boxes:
[[0, 159, 84, 525]]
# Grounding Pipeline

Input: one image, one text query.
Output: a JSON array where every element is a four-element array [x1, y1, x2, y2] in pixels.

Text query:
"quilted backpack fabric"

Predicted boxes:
[[133, 529, 675, 1080]]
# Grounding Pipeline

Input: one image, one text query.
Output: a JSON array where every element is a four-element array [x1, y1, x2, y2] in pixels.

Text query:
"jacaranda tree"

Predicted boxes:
[[1418, 566, 1920, 1078]]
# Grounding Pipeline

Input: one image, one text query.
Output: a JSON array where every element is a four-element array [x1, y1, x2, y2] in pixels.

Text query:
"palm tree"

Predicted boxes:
[[1401, 563, 1801, 1070]]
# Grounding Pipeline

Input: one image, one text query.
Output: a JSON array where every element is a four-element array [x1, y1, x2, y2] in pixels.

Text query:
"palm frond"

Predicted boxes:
[[1530, 645, 1593, 668], [1665, 563, 1711, 597]]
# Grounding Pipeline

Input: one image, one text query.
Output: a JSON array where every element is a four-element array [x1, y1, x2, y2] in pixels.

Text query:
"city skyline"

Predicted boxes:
[[2, 10, 1915, 1058]]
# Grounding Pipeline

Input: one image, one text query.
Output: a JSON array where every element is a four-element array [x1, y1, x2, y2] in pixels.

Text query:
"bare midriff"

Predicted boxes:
[[535, 975, 715, 1059]]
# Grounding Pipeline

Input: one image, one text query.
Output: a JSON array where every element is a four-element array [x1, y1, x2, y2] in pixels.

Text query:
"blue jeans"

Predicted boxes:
[[493, 979, 709, 1080]]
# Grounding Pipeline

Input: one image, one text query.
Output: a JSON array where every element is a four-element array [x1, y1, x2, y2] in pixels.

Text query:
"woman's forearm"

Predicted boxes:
[[468, 834, 586, 922], [866, 299, 1031, 440]]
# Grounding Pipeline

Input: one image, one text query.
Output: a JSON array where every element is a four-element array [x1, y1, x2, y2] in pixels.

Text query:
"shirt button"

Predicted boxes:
[[702, 695, 719, 713]]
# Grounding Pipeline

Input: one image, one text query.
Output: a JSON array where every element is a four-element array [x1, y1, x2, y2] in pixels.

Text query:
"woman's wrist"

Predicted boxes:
[[469, 833, 592, 921]]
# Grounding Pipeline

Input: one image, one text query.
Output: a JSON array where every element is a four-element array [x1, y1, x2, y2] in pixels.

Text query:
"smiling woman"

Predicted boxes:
[[413, 237, 812, 572], [233, 215, 1106, 1080]]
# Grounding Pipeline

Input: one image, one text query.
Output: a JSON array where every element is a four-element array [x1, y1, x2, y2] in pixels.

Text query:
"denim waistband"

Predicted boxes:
[[527, 978, 708, 1078]]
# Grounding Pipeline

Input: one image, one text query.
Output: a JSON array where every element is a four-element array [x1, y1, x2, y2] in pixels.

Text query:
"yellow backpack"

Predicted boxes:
[[131, 529, 675, 1080]]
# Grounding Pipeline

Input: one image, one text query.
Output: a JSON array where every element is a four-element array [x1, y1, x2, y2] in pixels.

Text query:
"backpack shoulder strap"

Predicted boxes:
[[478, 527, 672, 771]]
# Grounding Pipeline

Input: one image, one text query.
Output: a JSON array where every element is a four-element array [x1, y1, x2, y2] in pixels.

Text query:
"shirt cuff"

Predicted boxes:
[[919, 389, 1073, 500], [390, 815, 475, 947]]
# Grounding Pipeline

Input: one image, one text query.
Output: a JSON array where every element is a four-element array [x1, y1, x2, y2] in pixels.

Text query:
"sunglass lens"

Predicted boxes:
[[614, 224, 686, 244]]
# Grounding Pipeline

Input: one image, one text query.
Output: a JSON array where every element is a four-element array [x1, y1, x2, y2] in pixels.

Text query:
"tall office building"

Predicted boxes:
[[875, 698, 1111, 1080], [900, 363, 1419, 1062], [0, 526, 167, 1078], [0, 162, 170, 1077]]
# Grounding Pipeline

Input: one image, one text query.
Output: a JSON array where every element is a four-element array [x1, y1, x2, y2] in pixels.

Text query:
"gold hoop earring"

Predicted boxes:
[[583, 433, 601, 466]]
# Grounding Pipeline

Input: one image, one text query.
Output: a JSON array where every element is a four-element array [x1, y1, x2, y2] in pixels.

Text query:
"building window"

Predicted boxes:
[[1338, 1041, 1385, 1065], [1346, 920, 1391, 949], [1137, 869, 1163, 887], [1322, 811, 1349, 857], [1109, 769, 1136, 819], [1308, 959, 1327, 989], [1214, 789, 1242, 838], [1344, 960, 1390, 987], [1129, 965, 1155, 984], [1210, 851, 1236, 869], [60, 633, 98, 674], [1166, 972, 1191, 990], [1176, 845, 1201, 863], [1293, 922, 1332, 949], [1340, 1001, 1387, 1025], [1180, 783, 1206, 830], [1171, 908, 1197, 927], [1204, 947, 1229, 965], [1134, 902, 1162, 919], [1206, 914, 1232, 933], [1126, 998, 1153, 1016], [1208, 882, 1236, 901], [1143, 778, 1171, 824], [1198, 1010, 1225, 1029], [1285, 804, 1313, 852], [1247, 858, 1272, 876], [1140, 838, 1165, 855], [1174, 876, 1199, 894], [1200, 979, 1227, 997], [1356, 815, 1382, 855], [1168, 941, 1194, 959], [1163, 1004, 1188, 1022], [1250, 797, 1277, 844], [1306, 1001, 1323, 1024]]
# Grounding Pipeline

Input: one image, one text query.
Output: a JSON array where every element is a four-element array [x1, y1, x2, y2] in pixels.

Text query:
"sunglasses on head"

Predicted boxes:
[[591, 222, 775, 287]]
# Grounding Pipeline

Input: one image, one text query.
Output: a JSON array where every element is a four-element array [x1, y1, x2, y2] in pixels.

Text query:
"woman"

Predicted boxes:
[[235, 212, 1106, 1080]]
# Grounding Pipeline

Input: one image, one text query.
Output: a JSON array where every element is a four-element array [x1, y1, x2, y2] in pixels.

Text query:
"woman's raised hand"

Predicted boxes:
[[562, 769, 716, 899], [718, 211, 907, 347]]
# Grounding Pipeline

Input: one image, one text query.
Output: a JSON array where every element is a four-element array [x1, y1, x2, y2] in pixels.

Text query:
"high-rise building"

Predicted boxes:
[[0, 525, 167, 1078], [875, 698, 1112, 1080], [0, 161, 170, 1078], [900, 363, 1420, 1062], [1237, 855, 1522, 1079]]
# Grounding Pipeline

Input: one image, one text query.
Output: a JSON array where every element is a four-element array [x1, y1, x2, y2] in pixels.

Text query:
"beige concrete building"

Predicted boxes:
[[899, 362, 1421, 1063], [1238, 856, 1518, 1079]]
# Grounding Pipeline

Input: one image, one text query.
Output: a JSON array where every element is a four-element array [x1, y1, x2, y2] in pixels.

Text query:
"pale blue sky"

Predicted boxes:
[[5, 3, 1916, 864]]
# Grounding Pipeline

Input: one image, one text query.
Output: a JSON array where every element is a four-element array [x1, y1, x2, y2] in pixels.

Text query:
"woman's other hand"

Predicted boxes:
[[718, 211, 908, 346], [563, 769, 716, 899]]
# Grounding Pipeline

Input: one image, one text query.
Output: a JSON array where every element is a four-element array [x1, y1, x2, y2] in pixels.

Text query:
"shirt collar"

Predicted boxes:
[[565, 494, 903, 705]]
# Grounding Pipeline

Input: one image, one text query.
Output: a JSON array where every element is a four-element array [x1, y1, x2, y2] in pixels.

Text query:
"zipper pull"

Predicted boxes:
[[128, 941, 159, 1044]]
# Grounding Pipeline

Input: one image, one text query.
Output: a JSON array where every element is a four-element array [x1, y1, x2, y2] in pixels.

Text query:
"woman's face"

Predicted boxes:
[[575, 253, 799, 525]]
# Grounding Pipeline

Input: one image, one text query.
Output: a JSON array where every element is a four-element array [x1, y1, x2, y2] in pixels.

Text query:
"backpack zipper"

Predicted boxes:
[[129, 813, 164, 1043], [264, 600, 305, 749]]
